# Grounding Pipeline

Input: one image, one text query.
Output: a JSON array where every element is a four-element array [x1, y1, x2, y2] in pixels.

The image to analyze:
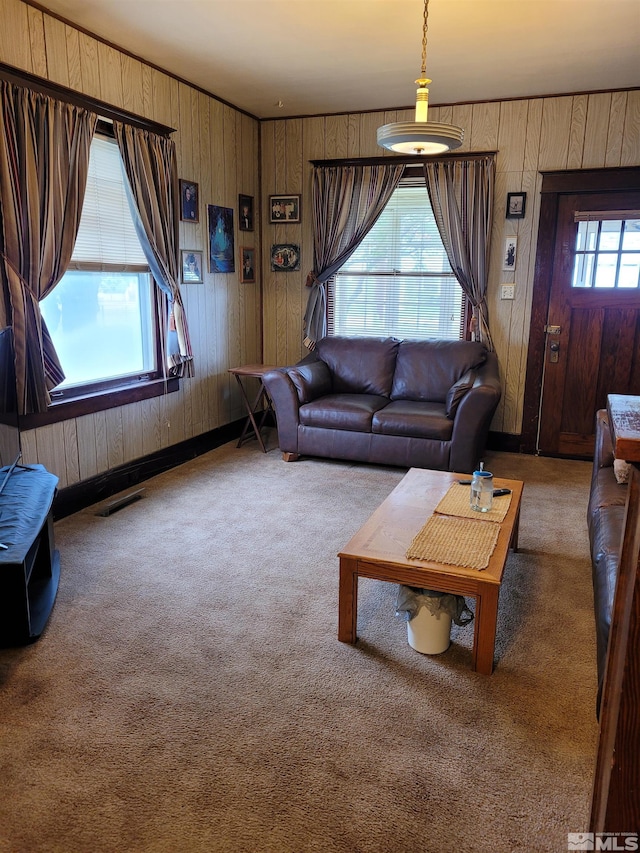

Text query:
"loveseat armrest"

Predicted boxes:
[[448, 351, 502, 474], [262, 368, 302, 454]]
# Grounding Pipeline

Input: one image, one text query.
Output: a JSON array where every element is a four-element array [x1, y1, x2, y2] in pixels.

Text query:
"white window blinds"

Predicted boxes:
[[329, 183, 464, 341], [69, 134, 149, 271]]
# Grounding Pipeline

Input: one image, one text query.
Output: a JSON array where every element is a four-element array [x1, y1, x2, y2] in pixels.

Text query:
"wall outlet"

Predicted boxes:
[[501, 284, 515, 300]]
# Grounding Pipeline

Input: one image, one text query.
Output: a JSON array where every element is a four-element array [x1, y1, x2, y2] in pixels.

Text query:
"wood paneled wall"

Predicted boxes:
[[260, 92, 640, 435], [0, 0, 262, 488]]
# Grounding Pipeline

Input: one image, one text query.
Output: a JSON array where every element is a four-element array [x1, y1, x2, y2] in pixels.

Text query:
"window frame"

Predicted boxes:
[[0, 63, 181, 431]]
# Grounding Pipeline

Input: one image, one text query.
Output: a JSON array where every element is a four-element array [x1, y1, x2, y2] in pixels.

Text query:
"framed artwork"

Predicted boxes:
[[208, 205, 235, 273], [502, 236, 517, 271], [179, 180, 199, 222], [238, 194, 254, 231], [269, 194, 301, 223], [181, 250, 203, 283], [506, 192, 526, 219], [271, 243, 300, 272], [240, 247, 256, 283]]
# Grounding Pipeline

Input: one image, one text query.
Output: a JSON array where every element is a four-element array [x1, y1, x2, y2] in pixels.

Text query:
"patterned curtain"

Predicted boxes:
[[303, 163, 405, 349], [423, 156, 496, 349], [0, 81, 97, 414], [113, 122, 194, 377]]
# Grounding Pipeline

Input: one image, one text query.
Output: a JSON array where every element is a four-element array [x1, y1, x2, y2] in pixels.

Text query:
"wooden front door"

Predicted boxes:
[[537, 189, 640, 457]]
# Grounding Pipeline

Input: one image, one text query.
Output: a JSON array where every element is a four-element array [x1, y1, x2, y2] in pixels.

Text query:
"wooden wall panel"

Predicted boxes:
[[582, 93, 612, 169], [621, 91, 640, 166], [42, 16, 69, 87], [0, 0, 32, 72], [26, 5, 46, 78]]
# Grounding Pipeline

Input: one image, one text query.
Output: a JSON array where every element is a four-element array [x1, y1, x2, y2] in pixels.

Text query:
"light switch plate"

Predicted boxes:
[[501, 284, 515, 300]]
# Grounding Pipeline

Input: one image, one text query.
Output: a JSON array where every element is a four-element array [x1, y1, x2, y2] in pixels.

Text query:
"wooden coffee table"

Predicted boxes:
[[338, 468, 523, 675]]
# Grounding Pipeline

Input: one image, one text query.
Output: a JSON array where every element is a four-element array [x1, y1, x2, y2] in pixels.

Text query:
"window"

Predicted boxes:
[[573, 214, 640, 289], [328, 183, 465, 340], [40, 132, 160, 399]]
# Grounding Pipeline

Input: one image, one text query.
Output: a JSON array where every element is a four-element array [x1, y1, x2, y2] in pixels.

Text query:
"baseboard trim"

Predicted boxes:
[[53, 418, 246, 520], [487, 430, 524, 454]]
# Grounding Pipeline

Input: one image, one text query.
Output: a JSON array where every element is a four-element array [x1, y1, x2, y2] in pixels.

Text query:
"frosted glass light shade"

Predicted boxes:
[[377, 121, 464, 155]]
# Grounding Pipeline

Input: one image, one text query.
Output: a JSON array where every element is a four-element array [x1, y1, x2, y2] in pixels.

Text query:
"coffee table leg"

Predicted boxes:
[[473, 584, 500, 675], [338, 557, 358, 643]]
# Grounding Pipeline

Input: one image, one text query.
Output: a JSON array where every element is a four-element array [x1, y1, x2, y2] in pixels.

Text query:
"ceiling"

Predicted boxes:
[[34, 0, 640, 120]]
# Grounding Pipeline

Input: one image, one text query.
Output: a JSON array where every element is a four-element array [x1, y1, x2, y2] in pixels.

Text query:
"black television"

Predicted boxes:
[[0, 327, 21, 466]]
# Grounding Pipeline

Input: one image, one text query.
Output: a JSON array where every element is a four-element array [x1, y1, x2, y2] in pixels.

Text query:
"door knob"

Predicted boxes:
[[549, 341, 560, 363]]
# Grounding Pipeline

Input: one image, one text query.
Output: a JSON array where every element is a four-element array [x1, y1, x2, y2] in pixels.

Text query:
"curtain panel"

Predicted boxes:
[[0, 81, 97, 414], [423, 156, 495, 350], [113, 122, 194, 377], [303, 163, 405, 348]]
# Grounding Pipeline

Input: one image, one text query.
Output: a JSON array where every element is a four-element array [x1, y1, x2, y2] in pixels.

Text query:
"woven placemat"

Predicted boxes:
[[434, 483, 512, 523], [406, 514, 500, 570]]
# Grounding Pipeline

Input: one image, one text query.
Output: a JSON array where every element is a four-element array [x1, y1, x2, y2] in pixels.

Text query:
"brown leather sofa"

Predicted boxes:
[[262, 336, 501, 474], [587, 408, 627, 716]]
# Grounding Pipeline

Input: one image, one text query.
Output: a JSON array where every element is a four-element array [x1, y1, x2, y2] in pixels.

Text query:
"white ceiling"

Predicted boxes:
[[35, 0, 640, 120]]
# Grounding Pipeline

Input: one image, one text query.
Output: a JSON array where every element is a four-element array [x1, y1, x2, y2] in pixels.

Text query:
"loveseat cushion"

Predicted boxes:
[[299, 394, 389, 432], [372, 401, 453, 440], [315, 336, 399, 397], [391, 340, 487, 403]]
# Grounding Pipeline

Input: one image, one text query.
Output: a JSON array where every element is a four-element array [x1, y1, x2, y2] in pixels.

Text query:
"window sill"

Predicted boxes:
[[19, 376, 179, 430]]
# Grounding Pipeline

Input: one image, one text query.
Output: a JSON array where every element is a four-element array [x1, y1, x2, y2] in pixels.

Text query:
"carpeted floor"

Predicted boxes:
[[0, 441, 599, 852]]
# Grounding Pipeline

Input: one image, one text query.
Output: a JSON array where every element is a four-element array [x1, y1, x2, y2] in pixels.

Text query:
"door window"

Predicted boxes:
[[573, 216, 640, 289]]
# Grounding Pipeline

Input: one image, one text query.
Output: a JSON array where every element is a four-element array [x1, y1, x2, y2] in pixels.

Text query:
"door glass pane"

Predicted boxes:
[[594, 254, 617, 288], [622, 220, 640, 250], [619, 254, 640, 288], [599, 220, 622, 250]]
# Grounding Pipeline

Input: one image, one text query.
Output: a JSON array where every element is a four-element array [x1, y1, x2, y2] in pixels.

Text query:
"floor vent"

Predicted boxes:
[[96, 488, 146, 517]]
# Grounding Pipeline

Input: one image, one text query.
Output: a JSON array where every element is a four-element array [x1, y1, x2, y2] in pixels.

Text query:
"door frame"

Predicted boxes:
[[521, 166, 640, 455]]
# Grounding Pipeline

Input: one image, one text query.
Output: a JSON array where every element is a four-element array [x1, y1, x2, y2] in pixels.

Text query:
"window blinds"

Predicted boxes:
[[329, 183, 464, 340], [69, 134, 149, 271]]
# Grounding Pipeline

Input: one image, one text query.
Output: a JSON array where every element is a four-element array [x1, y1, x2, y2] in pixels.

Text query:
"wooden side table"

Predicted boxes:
[[228, 364, 279, 453]]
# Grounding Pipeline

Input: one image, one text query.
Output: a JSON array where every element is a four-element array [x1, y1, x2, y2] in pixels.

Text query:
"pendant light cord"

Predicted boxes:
[[421, 0, 429, 78]]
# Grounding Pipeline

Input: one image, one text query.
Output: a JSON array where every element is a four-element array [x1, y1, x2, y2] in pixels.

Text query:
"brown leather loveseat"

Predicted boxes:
[[262, 336, 501, 474]]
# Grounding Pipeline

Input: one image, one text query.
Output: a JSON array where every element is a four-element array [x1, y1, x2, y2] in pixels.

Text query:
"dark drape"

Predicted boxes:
[[303, 163, 405, 348], [423, 156, 495, 348], [113, 121, 194, 377], [0, 80, 97, 413]]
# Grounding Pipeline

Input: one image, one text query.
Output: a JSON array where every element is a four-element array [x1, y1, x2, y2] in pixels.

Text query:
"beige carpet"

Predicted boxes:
[[0, 441, 599, 852]]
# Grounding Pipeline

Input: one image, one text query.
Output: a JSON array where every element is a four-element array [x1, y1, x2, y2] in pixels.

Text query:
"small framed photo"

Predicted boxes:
[[238, 194, 254, 231], [269, 194, 301, 224], [506, 192, 526, 219], [271, 243, 300, 272], [502, 236, 517, 271], [240, 247, 256, 283], [181, 250, 203, 283], [179, 180, 199, 223]]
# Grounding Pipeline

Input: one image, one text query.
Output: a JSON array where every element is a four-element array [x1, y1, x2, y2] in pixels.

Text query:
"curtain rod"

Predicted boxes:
[[0, 61, 175, 137], [310, 151, 497, 167]]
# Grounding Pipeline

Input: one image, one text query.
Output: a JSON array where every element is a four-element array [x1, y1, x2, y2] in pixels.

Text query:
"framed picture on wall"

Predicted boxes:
[[179, 180, 199, 222], [181, 250, 203, 283], [502, 236, 517, 271], [506, 192, 526, 219], [269, 194, 301, 223], [240, 247, 256, 283], [271, 243, 300, 271], [238, 195, 254, 231], [208, 205, 235, 273]]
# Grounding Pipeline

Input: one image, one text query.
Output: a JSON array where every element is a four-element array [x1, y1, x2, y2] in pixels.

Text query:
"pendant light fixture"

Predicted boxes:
[[377, 0, 464, 155]]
